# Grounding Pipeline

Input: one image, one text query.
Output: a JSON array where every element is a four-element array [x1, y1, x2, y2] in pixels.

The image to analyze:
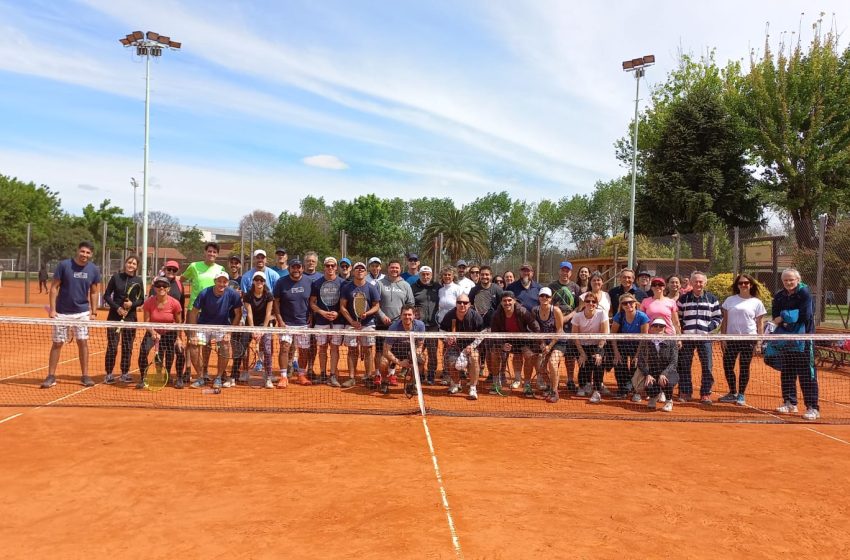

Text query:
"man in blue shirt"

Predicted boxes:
[[506, 263, 541, 312], [188, 271, 242, 389], [273, 258, 313, 386], [41, 241, 102, 389], [241, 249, 280, 293], [402, 253, 420, 285], [269, 247, 289, 278]]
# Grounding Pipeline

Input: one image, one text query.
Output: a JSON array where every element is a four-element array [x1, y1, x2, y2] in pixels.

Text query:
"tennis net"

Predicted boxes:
[[1, 317, 848, 423]]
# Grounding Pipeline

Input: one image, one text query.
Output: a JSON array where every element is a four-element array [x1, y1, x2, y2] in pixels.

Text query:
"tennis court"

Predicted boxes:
[[2, 297, 850, 558]]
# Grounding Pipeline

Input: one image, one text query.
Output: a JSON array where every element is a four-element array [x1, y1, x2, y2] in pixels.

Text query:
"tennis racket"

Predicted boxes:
[[473, 288, 491, 317], [320, 279, 341, 309], [402, 367, 416, 399], [117, 282, 142, 333], [214, 335, 246, 361], [228, 279, 242, 292], [352, 290, 368, 321], [144, 339, 168, 391]]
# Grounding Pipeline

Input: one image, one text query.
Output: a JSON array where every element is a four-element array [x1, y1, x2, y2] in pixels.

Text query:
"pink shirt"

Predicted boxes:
[[640, 296, 677, 334], [143, 295, 183, 327]]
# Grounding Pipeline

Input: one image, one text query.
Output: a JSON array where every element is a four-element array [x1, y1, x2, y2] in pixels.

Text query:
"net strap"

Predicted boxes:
[[410, 331, 426, 416]]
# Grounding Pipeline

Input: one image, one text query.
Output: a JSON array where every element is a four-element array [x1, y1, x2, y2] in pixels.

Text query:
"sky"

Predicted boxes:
[[1, 1, 848, 228]]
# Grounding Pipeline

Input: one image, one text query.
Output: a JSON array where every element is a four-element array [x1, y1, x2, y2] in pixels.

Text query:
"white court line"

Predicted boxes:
[[0, 413, 23, 424], [743, 401, 850, 447], [419, 415, 464, 559], [802, 427, 850, 446], [0, 350, 107, 382]]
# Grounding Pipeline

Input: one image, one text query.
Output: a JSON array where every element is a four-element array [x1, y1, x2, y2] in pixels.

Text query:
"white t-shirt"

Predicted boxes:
[[579, 291, 611, 317], [722, 295, 767, 335], [572, 308, 608, 344], [437, 283, 465, 322], [457, 276, 476, 295]]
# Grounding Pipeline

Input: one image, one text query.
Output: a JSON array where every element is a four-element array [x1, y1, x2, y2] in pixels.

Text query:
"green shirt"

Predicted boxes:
[[183, 261, 224, 308]]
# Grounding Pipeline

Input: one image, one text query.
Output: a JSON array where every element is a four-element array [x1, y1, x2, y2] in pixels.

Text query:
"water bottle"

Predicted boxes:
[[202, 388, 221, 395]]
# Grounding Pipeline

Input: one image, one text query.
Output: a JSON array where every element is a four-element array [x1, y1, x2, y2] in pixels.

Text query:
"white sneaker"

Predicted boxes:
[[802, 407, 820, 421], [577, 383, 592, 397], [222, 378, 235, 388], [449, 383, 460, 395], [658, 392, 667, 403], [631, 393, 642, 403], [589, 390, 602, 403], [662, 401, 673, 412], [776, 401, 798, 414], [468, 386, 478, 401], [647, 395, 659, 409], [510, 380, 522, 390], [600, 384, 612, 396], [264, 378, 274, 389]]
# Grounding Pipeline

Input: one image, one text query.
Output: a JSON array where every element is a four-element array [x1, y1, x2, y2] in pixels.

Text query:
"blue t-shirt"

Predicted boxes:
[[54, 258, 102, 314], [388, 318, 426, 354], [402, 272, 420, 285], [302, 271, 323, 283], [193, 286, 242, 325], [612, 310, 650, 334], [274, 274, 312, 326], [269, 266, 289, 279], [340, 281, 381, 327], [241, 267, 281, 293], [506, 280, 541, 312], [311, 276, 346, 325]]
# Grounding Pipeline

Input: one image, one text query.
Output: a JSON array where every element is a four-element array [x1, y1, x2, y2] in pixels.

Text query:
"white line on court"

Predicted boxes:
[[743, 401, 850, 447], [419, 414, 464, 560], [802, 426, 850, 446], [0, 351, 106, 382], [0, 413, 23, 424]]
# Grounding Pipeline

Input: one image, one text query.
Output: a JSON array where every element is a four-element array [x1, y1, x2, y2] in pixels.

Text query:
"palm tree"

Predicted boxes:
[[420, 206, 489, 265]]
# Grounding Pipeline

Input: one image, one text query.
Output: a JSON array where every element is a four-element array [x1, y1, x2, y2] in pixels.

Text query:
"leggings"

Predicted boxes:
[[722, 340, 755, 395], [578, 344, 604, 390], [139, 331, 185, 378], [613, 340, 639, 394], [106, 326, 137, 375], [230, 332, 274, 376]]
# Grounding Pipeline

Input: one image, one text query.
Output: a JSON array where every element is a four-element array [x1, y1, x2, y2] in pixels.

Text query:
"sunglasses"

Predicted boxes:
[[325, 264, 337, 268], [622, 301, 636, 306], [155, 284, 169, 289], [737, 281, 751, 286], [165, 267, 178, 273], [340, 264, 350, 268], [539, 294, 551, 299], [651, 283, 664, 287], [585, 300, 598, 305], [253, 278, 265, 283], [469, 270, 480, 274], [650, 323, 665, 328], [456, 301, 470, 306]]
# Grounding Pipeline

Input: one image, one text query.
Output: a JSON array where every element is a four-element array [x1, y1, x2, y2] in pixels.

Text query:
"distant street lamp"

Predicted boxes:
[[622, 54, 655, 270], [119, 31, 181, 285]]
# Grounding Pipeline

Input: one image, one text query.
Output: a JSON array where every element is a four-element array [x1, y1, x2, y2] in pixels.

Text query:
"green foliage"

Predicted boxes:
[[0, 174, 64, 254], [589, 177, 631, 237], [336, 194, 404, 259], [421, 206, 488, 263], [274, 211, 336, 260], [741, 18, 850, 249], [638, 85, 762, 238], [600, 235, 674, 259], [75, 199, 133, 252], [467, 191, 513, 259], [399, 197, 457, 254], [705, 272, 773, 310], [175, 226, 205, 262]]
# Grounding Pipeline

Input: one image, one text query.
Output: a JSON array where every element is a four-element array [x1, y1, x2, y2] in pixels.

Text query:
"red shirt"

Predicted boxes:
[[504, 312, 521, 333], [143, 295, 182, 326]]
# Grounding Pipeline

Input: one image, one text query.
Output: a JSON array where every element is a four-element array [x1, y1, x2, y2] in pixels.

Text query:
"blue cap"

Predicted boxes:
[[340, 257, 352, 266], [408, 253, 419, 261], [559, 261, 573, 270]]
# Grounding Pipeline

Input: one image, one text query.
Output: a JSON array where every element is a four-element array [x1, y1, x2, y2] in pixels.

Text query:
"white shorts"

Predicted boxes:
[[315, 323, 345, 346], [279, 325, 311, 349], [52, 311, 91, 343], [191, 329, 227, 346], [344, 324, 376, 347]]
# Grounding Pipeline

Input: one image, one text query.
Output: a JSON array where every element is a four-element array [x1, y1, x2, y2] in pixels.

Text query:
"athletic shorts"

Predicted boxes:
[[192, 329, 227, 345], [279, 325, 311, 349], [344, 324, 376, 347], [314, 323, 345, 346], [52, 311, 91, 343]]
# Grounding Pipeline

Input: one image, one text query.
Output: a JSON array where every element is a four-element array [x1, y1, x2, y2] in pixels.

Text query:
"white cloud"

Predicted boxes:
[[302, 155, 349, 170]]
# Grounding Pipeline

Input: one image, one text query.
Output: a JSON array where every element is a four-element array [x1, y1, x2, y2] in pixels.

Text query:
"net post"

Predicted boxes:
[[409, 332, 426, 416]]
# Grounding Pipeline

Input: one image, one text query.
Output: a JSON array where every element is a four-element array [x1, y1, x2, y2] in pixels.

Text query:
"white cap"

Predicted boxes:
[[420, 266, 433, 273], [324, 256, 337, 266], [368, 257, 382, 265], [252, 271, 267, 281], [253, 249, 267, 257], [214, 271, 229, 281], [352, 261, 367, 270], [650, 318, 667, 327], [539, 287, 553, 297]]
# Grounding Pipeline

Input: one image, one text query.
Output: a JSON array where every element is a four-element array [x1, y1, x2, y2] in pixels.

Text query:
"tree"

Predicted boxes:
[[274, 211, 335, 259], [561, 194, 597, 253], [135, 210, 181, 243], [0, 175, 64, 260], [239, 210, 278, 243], [467, 192, 513, 260], [401, 197, 456, 255], [336, 194, 404, 259], [75, 199, 133, 252], [637, 85, 763, 256], [175, 226, 205, 261], [741, 18, 850, 249], [421, 206, 488, 264], [589, 177, 631, 237]]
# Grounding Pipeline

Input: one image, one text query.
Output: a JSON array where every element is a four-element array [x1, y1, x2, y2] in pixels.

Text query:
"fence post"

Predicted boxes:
[[24, 223, 31, 304], [733, 227, 740, 275], [673, 233, 680, 276], [815, 214, 827, 325], [535, 235, 541, 279], [240, 226, 245, 268], [101, 222, 108, 306], [125, 226, 129, 257]]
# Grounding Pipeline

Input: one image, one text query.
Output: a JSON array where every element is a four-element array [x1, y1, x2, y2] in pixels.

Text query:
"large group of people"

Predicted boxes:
[[37, 241, 822, 421]]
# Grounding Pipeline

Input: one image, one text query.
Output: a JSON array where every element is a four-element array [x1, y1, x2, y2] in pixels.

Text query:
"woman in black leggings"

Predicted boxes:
[[104, 255, 144, 384]]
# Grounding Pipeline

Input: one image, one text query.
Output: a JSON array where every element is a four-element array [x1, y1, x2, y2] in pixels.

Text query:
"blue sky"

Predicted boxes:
[[1, 0, 848, 227]]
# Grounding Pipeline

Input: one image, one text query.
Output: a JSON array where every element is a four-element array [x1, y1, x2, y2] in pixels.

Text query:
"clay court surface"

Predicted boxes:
[[2, 280, 850, 558]]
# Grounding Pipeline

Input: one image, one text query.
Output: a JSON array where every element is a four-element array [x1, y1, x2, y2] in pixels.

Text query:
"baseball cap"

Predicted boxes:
[[638, 270, 651, 278], [650, 318, 667, 327], [539, 287, 553, 297], [253, 249, 267, 258], [165, 260, 180, 269], [420, 265, 432, 273], [324, 256, 338, 266], [559, 261, 573, 270], [252, 271, 267, 282], [289, 258, 302, 266], [651, 277, 666, 286], [368, 257, 382, 265], [153, 276, 170, 287], [352, 261, 366, 270], [275, 247, 287, 255], [520, 262, 533, 271], [408, 253, 419, 261], [214, 271, 229, 281], [229, 255, 241, 263], [456, 259, 468, 267], [340, 257, 352, 266]]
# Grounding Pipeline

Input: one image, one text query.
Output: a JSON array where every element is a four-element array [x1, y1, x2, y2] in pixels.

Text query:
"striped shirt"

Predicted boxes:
[[677, 291, 721, 334]]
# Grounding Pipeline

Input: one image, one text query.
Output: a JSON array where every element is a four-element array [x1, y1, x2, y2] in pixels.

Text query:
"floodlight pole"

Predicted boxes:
[[622, 55, 654, 270], [120, 31, 181, 287]]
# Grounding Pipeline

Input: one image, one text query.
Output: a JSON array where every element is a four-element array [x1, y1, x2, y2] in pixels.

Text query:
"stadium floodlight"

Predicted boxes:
[[622, 53, 655, 270], [119, 30, 182, 285]]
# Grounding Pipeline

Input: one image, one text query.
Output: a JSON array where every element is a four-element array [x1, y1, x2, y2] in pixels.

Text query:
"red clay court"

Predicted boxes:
[[1, 281, 850, 559]]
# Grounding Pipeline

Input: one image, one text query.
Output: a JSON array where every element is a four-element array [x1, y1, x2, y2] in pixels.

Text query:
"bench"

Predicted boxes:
[[815, 325, 850, 370]]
